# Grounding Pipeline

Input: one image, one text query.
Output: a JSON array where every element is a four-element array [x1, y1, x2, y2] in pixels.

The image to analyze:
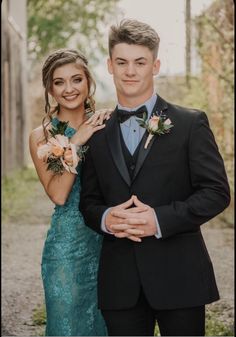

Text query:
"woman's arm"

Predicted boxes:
[[29, 110, 111, 205], [29, 126, 76, 205]]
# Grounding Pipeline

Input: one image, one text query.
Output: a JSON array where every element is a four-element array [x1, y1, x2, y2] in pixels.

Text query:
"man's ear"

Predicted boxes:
[[153, 59, 161, 76], [107, 58, 113, 75]]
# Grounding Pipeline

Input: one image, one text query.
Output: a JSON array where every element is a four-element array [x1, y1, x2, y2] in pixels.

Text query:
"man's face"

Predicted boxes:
[[107, 43, 160, 105]]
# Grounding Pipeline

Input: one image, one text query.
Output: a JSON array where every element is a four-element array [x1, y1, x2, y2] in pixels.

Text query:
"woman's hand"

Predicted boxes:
[[70, 122, 105, 146], [85, 108, 113, 126], [70, 108, 113, 146]]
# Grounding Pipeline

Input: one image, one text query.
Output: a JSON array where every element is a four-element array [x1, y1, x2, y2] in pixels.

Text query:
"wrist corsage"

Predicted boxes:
[[136, 111, 174, 149], [37, 121, 88, 175]]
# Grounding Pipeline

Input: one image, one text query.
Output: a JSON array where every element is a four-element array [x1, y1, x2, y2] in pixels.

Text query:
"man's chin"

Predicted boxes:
[[121, 88, 140, 97]]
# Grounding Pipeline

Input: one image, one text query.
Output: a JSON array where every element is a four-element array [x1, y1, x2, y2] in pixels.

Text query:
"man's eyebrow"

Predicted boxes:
[[115, 57, 126, 61], [115, 57, 147, 61]]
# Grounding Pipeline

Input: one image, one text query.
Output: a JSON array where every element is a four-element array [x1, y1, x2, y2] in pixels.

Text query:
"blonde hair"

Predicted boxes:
[[108, 19, 160, 58], [41, 48, 96, 140]]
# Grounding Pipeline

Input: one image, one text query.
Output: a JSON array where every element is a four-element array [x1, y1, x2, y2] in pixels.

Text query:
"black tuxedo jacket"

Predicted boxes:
[[80, 95, 230, 310]]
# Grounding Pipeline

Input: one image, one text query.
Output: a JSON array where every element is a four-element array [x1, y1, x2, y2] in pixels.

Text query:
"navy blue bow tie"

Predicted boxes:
[[117, 105, 148, 123]]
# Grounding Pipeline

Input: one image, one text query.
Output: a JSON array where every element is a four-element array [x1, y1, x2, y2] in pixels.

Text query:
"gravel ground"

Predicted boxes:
[[1, 184, 234, 336]]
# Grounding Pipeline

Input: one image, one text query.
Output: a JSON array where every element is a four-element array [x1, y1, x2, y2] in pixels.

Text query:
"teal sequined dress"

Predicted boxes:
[[41, 118, 107, 336]]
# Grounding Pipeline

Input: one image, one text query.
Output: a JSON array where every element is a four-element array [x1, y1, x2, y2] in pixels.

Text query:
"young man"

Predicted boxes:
[[80, 19, 230, 336]]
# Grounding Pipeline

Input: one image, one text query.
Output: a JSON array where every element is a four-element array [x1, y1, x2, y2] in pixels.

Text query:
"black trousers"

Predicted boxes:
[[102, 290, 205, 336]]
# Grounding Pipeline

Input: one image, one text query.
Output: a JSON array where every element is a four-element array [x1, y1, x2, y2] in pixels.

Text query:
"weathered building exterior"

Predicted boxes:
[[1, 0, 29, 176]]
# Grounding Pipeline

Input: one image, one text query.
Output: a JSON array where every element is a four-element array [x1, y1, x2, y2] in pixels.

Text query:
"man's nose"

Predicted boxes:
[[125, 63, 136, 76]]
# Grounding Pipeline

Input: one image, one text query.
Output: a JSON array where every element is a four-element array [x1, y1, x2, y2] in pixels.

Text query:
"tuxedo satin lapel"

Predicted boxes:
[[133, 94, 169, 181], [105, 110, 131, 186], [133, 131, 154, 181], [155, 94, 169, 113]]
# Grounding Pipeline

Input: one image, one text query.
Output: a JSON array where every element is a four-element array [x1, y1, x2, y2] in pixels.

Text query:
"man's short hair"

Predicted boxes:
[[108, 19, 160, 59]]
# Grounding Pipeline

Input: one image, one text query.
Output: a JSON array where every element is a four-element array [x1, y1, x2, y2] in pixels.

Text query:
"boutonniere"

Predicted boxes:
[[37, 121, 88, 175], [136, 111, 174, 149]]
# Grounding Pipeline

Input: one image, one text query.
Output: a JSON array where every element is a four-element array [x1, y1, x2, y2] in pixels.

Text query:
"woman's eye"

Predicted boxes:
[[74, 78, 82, 83], [54, 81, 63, 85]]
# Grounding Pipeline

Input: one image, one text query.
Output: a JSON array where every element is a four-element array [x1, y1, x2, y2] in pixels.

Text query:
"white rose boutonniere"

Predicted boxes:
[[136, 112, 174, 149]]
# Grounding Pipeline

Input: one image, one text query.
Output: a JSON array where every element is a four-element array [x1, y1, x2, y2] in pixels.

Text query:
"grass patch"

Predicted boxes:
[[32, 305, 46, 326], [32, 305, 46, 336], [206, 311, 234, 336], [2, 167, 39, 223]]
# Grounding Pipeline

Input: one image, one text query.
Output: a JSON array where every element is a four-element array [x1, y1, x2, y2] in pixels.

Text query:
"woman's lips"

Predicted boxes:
[[63, 94, 78, 101]]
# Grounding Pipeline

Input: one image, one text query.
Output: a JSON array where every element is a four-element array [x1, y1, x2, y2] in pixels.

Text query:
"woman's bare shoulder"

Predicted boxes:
[[30, 124, 51, 145], [30, 125, 45, 144]]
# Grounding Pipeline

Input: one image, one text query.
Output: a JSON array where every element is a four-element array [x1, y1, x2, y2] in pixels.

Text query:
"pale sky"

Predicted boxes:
[[95, 0, 215, 101]]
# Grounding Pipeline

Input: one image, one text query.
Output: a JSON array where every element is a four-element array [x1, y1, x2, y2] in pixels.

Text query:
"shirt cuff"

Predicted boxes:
[[153, 209, 162, 239], [101, 207, 114, 234]]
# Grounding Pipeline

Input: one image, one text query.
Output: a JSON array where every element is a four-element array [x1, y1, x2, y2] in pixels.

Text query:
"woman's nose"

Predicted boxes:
[[64, 81, 74, 92]]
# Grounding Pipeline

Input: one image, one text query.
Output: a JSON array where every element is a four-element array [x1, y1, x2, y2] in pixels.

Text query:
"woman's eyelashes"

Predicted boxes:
[[53, 77, 83, 86]]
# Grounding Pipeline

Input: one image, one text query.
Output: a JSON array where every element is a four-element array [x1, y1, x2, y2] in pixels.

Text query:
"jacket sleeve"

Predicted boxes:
[[155, 111, 230, 239], [79, 142, 109, 236]]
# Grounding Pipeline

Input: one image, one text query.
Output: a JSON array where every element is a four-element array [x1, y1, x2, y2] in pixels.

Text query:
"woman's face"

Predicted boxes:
[[50, 62, 89, 113]]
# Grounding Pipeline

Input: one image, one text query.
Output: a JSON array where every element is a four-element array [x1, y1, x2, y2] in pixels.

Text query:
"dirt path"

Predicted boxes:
[[2, 183, 53, 336], [1, 183, 234, 336]]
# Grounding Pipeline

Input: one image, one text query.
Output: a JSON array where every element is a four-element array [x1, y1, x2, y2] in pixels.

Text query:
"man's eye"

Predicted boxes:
[[137, 62, 145, 66], [117, 62, 125, 65]]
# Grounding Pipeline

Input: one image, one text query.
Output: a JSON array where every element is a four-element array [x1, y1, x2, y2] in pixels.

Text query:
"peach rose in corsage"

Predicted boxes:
[[37, 132, 79, 174], [51, 145, 64, 157], [136, 112, 174, 149], [61, 143, 79, 174], [63, 148, 73, 165]]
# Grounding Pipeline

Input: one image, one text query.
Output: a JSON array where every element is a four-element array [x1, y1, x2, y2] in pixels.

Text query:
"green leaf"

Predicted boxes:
[[49, 121, 69, 137], [27, 0, 120, 64], [46, 157, 64, 175]]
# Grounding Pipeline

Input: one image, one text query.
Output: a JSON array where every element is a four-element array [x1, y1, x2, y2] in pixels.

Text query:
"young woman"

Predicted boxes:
[[29, 48, 110, 336]]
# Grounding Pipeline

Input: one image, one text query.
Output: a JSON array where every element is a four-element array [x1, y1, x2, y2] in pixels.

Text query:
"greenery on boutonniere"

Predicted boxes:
[[136, 111, 174, 149]]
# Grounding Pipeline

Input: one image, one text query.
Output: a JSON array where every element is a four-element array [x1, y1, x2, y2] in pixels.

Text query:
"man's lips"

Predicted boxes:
[[122, 80, 139, 84]]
